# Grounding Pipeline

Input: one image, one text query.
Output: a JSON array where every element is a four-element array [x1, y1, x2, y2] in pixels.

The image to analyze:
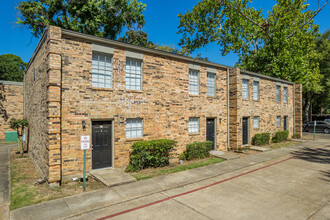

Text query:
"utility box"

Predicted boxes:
[[5, 131, 18, 142]]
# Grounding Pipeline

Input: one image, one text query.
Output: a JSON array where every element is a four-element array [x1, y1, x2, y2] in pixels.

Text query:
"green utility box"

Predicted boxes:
[[5, 131, 18, 142]]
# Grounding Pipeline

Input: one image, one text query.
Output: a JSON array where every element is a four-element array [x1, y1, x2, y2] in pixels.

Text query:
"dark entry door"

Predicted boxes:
[[242, 117, 249, 145], [206, 119, 216, 150], [284, 116, 288, 130], [92, 121, 112, 169]]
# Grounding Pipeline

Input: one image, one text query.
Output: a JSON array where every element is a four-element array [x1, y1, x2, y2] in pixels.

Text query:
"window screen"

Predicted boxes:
[[242, 79, 249, 99], [277, 116, 281, 127], [189, 117, 199, 133], [189, 69, 199, 95], [276, 85, 281, 102], [126, 58, 142, 91], [253, 116, 259, 128], [284, 87, 288, 103], [207, 73, 216, 96], [92, 52, 113, 88], [126, 118, 143, 138], [253, 81, 259, 100]]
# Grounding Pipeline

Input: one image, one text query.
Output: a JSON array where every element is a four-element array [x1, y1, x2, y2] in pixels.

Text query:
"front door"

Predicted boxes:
[[284, 116, 288, 130], [92, 121, 112, 170], [242, 117, 249, 145], [206, 118, 216, 150]]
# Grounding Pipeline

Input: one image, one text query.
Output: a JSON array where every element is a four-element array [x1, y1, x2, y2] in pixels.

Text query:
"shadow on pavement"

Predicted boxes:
[[291, 146, 330, 164]]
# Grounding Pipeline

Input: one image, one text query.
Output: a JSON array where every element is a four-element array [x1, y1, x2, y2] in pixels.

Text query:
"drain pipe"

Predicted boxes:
[[293, 84, 295, 135], [227, 68, 231, 150]]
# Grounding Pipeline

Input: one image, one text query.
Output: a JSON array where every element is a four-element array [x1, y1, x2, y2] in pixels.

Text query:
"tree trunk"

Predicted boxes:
[[303, 98, 311, 123]]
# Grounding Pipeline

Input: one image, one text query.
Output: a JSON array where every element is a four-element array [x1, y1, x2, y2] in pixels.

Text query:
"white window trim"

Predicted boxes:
[[189, 69, 199, 95], [126, 118, 143, 139], [284, 87, 288, 103], [207, 72, 216, 97], [276, 85, 281, 102], [189, 117, 200, 133], [92, 52, 113, 89], [253, 116, 260, 128], [253, 81, 259, 100], [242, 79, 249, 100], [126, 58, 143, 91]]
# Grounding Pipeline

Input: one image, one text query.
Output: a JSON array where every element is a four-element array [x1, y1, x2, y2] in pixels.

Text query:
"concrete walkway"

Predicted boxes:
[[0, 144, 14, 220], [10, 138, 330, 220]]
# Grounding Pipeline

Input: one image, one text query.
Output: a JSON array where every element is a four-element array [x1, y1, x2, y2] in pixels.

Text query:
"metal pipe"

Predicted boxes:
[[227, 68, 231, 150]]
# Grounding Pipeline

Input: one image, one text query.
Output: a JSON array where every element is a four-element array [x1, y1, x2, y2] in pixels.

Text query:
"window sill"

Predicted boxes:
[[252, 99, 260, 102], [126, 90, 143, 93], [207, 96, 217, 99], [125, 137, 144, 142], [92, 87, 113, 91], [189, 94, 200, 97], [189, 132, 200, 136]]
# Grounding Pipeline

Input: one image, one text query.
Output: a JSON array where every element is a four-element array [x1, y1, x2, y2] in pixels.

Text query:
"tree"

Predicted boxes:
[[17, 0, 146, 39], [178, 0, 328, 121], [311, 30, 330, 114], [9, 118, 28, 154], [0, 54, 27, 82]]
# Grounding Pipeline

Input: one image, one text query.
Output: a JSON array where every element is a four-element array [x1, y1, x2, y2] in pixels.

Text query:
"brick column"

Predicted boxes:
[[229, 68, 241, 150], [47, 26, 62, 185], [294, 84, 303, 138]]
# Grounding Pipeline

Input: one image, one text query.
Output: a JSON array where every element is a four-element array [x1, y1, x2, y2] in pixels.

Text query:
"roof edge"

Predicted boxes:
[[61, 28, 231, 70], [240, 69, 294, 85]]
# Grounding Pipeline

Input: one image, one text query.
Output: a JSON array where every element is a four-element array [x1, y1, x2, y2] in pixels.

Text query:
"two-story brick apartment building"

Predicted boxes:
[[24, 26, 302, 185]]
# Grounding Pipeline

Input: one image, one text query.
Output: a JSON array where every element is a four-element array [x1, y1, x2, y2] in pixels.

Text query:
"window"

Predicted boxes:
[[92, 52, 113, 88], [207, 73, 216, 96], [276, 85, 281, 102], [253, 116, 259, 128], [277, 116, 281, 127], [284, 87, 288, 103], [126, 58, 142, 91], [189, 69, 199, 95], [189, 117, 199, 133], [242, 79, 249, 99], [126, 119, 143, 138], [253, 81, 259, 100]]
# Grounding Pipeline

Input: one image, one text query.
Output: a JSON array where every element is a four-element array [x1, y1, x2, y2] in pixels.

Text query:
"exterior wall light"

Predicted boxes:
[[219, 118, 222, 123], [82, 120, 86, 130]]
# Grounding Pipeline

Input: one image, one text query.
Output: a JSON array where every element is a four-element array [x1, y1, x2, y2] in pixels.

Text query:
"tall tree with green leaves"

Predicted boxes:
[[178, 0, 327, 121], [312, 30, 330, 114], [0, 54, 27, 82], [16, 0, 146, 39]]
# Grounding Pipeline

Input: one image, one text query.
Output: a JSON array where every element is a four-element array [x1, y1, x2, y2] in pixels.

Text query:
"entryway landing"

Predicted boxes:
[[91, 168, 136, 187]]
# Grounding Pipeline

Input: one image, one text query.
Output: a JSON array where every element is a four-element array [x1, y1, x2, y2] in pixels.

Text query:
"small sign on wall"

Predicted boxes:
[[81, 135, 90, 150]]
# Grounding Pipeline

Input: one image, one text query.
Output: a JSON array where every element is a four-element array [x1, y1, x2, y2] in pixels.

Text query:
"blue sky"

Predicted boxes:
[[0, 0, 329, 66]]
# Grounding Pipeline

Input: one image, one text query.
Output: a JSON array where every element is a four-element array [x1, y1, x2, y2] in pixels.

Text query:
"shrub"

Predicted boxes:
[[272, 130, 289, 143], [179, 141, 213, 161], [251, 133, 270, 146], [126, 139, 176, 172], [292, 133, 300, 139]]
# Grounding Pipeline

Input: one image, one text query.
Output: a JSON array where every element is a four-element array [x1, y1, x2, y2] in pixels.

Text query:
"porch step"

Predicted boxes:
[[91, 168, 136, 187]]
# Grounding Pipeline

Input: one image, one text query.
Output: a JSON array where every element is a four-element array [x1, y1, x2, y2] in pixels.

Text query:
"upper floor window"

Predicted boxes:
[[253, 81, 259, 100], [92, 52, 113, 88], [284, 87, 288, 103], [277, 116, 281, 127], [253, 116, 260, 128], [242, 79, 249, 100], [189, 117, 199, 133], [189, 69, 199, 95], [207, 73, 216, 97], [276, 85, 281, 102], [126, 58, 142, 91], [126, 118, 143, 138]]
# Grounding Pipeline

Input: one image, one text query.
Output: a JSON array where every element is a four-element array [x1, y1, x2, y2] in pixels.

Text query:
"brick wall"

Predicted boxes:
[[0, 82, 23, 139], [229, 69, 297, 149], [59, 35, 229, 178], [294, 84, 303, 137]]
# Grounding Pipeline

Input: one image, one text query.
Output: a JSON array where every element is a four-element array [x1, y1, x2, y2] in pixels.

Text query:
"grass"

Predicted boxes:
[[132, 157, 225, 181], [9, 149, 105, 210], [267, 140, 300, 149]]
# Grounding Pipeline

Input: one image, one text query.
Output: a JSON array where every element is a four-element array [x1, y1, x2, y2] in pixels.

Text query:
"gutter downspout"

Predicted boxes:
[[293, 84, 295, 135], [227, 68, 231, 150]]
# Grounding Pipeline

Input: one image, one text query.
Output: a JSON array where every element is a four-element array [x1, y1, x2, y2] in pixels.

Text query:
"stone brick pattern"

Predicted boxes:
[[229, 69, 296, 149], [60, 36, 229, 178], [0, 82, 23, 139], [294, 84, 303, 137]]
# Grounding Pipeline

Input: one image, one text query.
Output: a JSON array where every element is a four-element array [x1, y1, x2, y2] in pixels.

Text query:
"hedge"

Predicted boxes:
[[251, 132, 270, 146], [126, 139, 176, 172], [272, 130, 289, 143], [179, 141, 213, 161]]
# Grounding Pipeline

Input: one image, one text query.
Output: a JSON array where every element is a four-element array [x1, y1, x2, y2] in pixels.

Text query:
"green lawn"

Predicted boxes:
[[132, 157, 225, 181], [267, 140, 300, 149]]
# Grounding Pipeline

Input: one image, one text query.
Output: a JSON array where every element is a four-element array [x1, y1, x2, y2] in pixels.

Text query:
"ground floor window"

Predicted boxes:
[[276, 116, 281, 127], [126, 118, 143, 138], [189, 117, 200, 133], [253, 116, 259, 128]]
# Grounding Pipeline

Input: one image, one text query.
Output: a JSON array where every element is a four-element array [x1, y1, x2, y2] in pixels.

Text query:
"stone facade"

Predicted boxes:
[[0, 81, 24, 139], [25, 26, 302, 184], [229, 68, 302, 149]]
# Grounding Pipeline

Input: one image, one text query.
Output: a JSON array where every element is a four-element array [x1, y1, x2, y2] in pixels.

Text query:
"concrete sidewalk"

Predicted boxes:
[[0, 144, 15, 220], [10, 139, 329, 220]]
